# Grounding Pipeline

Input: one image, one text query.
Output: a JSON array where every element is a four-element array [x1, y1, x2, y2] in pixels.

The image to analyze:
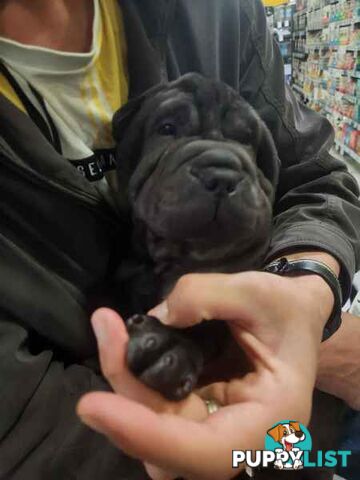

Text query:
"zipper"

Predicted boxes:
[[158, 0, 177, 36], [152, 0, 177, 82], [161, 0, 177, 82]]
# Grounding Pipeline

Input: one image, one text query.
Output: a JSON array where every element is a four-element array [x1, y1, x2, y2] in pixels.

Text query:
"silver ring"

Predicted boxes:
[[204, 399, 221, 415]]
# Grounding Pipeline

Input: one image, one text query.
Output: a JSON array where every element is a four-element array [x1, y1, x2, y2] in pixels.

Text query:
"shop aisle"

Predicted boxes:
[[266, 0, 360, 180]]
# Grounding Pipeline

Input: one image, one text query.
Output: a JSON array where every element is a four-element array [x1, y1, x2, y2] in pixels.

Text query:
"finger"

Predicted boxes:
[[145, 463, 177, 480], [196, 381, 249, 405], [148, 272, 263, 329], [77, 391, 233, 480], [91, 308, 176, 411], [91, 308, 128, 378]]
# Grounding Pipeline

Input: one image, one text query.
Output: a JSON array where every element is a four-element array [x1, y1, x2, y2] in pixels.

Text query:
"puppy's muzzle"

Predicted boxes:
[[189, 149, 244, 196]]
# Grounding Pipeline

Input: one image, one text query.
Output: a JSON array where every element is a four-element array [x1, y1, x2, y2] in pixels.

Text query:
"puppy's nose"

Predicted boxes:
[[190, 166, 242, 194], [295, 431, 304, 439]]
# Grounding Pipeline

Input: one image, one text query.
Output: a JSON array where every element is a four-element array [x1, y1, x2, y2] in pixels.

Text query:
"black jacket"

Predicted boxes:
[[0, 1, 359, 478]]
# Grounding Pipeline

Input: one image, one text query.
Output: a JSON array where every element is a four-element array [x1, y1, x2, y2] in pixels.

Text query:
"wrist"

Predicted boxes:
[[268, 251, 341, 340], [265, 274, 331, 379], [288, 274, 334, 329]]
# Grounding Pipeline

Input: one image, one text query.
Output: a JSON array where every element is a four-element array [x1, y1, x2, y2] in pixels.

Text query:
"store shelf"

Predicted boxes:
[[342, 94, 358, 104], [291, 0, 360, 169], [293, 30, 307, 36], [307, 17, 360, 32], [328, 66, 360, 78], [302, 94, 325, 105], [293, 51, 308, 59], [266, 3, 295, 84], [341, 45, 360, 52], [343, 117, 360, 129], [292, 83, 304, 94], [325, 108, 360, 129], [335, 140, 360, 164], [307, 44, 360, 52], [327, 17, 360, 28], [306, 43, 329, 51]]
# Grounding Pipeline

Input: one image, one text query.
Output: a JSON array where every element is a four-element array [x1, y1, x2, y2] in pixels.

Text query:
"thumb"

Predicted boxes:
[[77, 391, 221, 479]]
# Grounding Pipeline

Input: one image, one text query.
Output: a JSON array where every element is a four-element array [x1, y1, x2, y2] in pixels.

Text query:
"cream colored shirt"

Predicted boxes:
[[0, 0, 128, 182]]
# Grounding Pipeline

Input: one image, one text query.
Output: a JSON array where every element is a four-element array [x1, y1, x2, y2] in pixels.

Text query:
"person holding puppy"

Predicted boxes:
[[0, 0, 359, 479]]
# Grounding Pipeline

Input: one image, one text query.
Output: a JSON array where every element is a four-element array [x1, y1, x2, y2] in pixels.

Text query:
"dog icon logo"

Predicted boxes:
[[265, 421, 311, 470], [232, 420, 349, 472]]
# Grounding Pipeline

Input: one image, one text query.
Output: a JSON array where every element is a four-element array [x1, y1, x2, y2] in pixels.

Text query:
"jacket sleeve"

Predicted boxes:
[[0, 108, 148, 478], [239, 0, 360, 297], [0, 291, 146, 479]]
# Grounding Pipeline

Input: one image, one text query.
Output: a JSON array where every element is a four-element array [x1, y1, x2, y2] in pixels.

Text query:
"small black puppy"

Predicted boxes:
[[113, 73, 280, 400]]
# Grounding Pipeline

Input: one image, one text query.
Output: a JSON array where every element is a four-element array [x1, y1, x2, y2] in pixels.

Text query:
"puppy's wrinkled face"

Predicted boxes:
[[114, 74, 279, 265]]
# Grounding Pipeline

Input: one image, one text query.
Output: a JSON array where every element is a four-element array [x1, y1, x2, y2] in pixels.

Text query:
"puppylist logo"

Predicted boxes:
[[232, 420, 351, 472]]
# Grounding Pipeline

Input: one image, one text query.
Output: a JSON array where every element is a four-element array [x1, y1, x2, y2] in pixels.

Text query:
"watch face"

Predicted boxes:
[[264, 258, 289, 274]]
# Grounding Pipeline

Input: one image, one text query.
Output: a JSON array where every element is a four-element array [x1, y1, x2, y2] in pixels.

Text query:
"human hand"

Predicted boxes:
[[149, 269, 331, 381], [317, 312, 360, 410], [77, 250, 338, 479], [76, 268, 323, 480]]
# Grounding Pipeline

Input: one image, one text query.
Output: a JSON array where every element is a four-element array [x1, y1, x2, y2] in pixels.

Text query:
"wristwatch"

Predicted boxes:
[[263, 257, 342, 341]]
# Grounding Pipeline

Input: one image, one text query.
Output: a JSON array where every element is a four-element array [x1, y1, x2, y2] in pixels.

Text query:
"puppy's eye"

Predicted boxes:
[[158, 123, 177, 136]]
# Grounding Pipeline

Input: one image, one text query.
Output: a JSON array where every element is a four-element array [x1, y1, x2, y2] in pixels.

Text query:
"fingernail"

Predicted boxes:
[[148, 301, 169, 323], [91, 310, 109, 346]]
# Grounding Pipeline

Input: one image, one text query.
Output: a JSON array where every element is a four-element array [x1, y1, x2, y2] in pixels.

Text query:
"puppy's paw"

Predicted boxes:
[[126, 315, 204, 401]]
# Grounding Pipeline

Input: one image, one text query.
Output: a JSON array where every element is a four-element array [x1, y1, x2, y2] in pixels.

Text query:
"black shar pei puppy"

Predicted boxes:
[[111, 74, 344, 480], [112, 73, 279, 401]]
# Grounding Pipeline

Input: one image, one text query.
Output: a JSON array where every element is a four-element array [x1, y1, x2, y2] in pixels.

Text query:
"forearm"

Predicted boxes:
[[271, 277, 324, 388], [317, 312, 360, 410]]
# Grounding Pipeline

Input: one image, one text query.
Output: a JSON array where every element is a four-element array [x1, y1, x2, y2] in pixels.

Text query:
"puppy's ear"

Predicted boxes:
[[290, 422, 301, 432], [112, 94, 146, 143], [256, 123, 280, 190], [111, 84, 165, 214], [112, 83, 165, 167], [267, 424, 283, 443]]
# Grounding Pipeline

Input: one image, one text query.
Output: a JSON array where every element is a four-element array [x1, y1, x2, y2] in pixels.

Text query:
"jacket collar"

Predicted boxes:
[[0, 1, 176, 205]]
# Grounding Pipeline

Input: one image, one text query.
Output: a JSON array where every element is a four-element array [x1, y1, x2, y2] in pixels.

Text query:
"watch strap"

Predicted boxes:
[[263, 258, 342, 341]]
